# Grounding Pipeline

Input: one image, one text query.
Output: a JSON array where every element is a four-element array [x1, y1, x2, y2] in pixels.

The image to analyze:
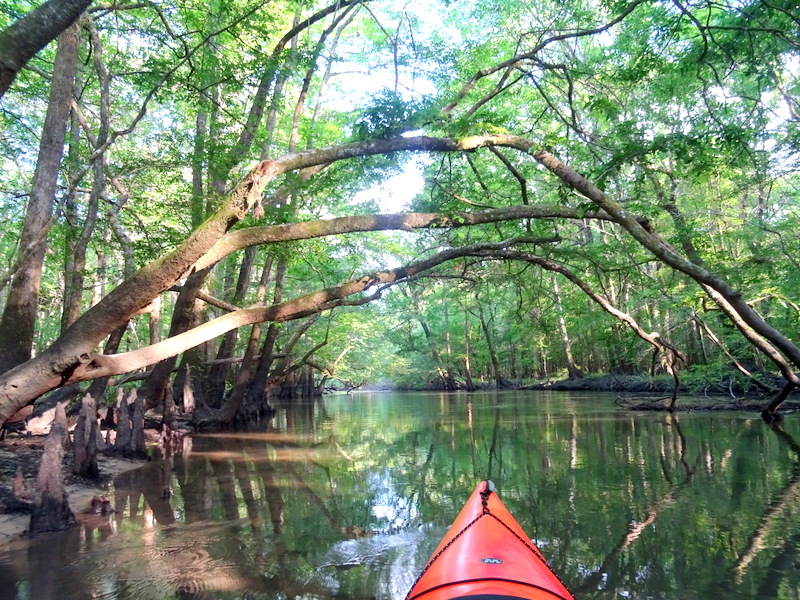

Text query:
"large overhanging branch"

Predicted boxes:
[[0, 0, 92, 99], [0, 134, 536, 420], [0, 131, 794, 421], [55, 135, 540, 354], [63, 237, 544, 382], [0, 134, 559, 422], [193, 206, 626, 271]]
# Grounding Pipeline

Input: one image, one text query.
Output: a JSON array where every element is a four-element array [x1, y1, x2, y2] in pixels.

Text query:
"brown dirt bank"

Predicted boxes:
[[0, 429, 161, 545]]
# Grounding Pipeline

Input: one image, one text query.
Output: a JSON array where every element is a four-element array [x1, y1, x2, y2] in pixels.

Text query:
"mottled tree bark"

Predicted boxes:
[[0, 0, 90, 98], [0, 23, 80, 373]]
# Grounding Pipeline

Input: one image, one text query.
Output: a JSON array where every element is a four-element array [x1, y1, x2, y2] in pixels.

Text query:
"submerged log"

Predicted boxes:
[[29, 408, 76, 534]]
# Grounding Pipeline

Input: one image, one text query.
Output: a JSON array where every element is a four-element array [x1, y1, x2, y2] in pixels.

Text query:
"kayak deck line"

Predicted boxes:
[[405, 481, 577, 600], [406, 577, 573, 600]]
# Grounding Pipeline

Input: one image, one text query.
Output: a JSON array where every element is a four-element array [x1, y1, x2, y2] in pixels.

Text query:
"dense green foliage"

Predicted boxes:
[[1, 0, 799, 402]]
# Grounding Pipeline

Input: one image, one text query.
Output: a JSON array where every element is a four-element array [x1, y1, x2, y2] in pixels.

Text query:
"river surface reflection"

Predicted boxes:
[[0, 390, 799, 599]]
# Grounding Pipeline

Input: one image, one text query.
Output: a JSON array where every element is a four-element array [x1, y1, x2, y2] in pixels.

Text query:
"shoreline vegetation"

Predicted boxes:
[[525, 374, 800, 413]]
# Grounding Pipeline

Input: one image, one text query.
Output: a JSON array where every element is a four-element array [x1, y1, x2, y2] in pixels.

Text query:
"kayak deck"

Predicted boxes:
[[406, 481, 576, 600]]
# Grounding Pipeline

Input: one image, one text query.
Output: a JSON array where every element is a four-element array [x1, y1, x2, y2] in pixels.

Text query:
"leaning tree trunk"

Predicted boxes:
[[656, 186, 794, 414], [0, 23, 80, 373], [476, 248, 688, 403], [534, 149, 800, 412], [0, 0, 90, 99]]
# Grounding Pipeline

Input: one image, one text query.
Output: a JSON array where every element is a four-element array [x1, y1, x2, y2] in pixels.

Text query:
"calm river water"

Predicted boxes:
[[0, 390, 799, 599]]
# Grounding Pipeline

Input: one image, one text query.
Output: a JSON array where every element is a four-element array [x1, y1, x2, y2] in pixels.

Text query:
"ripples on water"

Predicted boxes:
[[0, 390, 798, 600]]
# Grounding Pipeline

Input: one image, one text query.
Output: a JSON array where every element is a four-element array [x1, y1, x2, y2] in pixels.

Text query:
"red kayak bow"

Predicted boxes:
[[406, 481, 576, 600]]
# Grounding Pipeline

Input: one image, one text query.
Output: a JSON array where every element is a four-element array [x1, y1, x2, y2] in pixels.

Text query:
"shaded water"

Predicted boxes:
[[1, 390, 799, 599]]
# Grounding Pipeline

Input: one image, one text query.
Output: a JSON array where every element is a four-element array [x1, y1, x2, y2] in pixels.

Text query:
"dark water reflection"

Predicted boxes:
[[1, 390, 799, 599]]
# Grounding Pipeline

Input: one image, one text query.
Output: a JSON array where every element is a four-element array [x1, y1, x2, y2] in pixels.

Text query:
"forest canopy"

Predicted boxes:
[[0, 0, 799, 423]]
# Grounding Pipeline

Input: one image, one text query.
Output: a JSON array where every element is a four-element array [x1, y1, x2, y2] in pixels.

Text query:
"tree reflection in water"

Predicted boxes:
[[0, 391, 798, 599]]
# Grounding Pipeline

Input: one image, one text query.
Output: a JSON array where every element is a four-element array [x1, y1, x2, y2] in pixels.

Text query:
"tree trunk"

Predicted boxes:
[[61, 69, 83, 333], [477, 302, 505, 388], [266, 314, 321, 397], [246, 257, 288, 408], [207, 247, 257, 404], [0, 0, 90, 99], [61, 156, 102, 329], [217, 257, 274, 425], [552, 274, 583, 378], [147, 296, 161, 346], [0, 23, 80, 373], [191, 108, 209, 228], [139, 268, 211, 411], [61, 18, 108, 330], [425, 320, 457, 389], [463, 310, 476, 391], [113, 388, 132, 453], [406, 286, 456, 390]]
